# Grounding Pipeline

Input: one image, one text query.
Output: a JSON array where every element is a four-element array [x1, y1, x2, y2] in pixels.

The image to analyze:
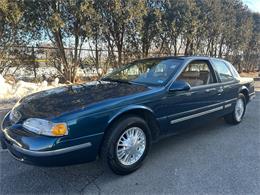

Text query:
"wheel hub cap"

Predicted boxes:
[[235, 98, 244, 121], [116, 127, 146, 166]]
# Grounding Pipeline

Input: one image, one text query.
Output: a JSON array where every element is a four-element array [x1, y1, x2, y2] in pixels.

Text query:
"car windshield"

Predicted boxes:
[[102, 58, 183, 86]]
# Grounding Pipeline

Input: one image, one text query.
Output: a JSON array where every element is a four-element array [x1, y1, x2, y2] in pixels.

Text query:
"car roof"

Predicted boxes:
[[137, 55, 220, 61]]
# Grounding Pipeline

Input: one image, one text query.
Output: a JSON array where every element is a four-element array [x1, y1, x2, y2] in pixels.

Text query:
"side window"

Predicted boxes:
[[177, 60, 215, 87], [224, 61, 240, 79], [212, 59, 234, 82]]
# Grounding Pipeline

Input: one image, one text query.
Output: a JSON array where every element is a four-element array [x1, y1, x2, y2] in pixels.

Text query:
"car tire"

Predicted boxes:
[[100, 115, 152, 175], [224, 93, 246, 125]]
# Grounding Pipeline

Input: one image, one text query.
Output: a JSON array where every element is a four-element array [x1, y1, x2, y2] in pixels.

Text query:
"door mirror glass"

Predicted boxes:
[[169, 80, 191, 92]]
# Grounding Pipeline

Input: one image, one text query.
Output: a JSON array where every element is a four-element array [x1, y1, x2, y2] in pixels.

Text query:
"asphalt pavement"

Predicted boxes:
[[0, 91, 259, 195]]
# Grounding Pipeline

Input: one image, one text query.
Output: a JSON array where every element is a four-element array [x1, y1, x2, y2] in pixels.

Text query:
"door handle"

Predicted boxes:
[[218, 87, 224, 95], [205, 88, 216, 93]]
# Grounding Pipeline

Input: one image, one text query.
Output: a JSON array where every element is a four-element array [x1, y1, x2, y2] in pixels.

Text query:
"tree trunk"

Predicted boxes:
[[218, 37, 224, 57], [209, 40, 214, 57], [142, 35, 149, 58], [190, 42, 194, 55], [52, 29, 70, 81], [117, 44, 122, 67], [174, 37, 177, 56], [94, 36, 102, 78], [184, 38, 191, 55], [32, 47, 37, 79]]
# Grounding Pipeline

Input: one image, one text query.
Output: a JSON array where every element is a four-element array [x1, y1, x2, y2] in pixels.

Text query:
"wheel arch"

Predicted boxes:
[[239, 86, 249, 103], [106, 105, 161, 141]]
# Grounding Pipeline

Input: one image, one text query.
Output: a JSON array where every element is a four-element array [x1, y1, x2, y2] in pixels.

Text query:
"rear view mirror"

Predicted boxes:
[[169, 80, 191, 92]]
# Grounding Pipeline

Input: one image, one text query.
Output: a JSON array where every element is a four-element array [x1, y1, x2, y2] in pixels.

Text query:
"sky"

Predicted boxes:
[[243, 0, 260, 13]]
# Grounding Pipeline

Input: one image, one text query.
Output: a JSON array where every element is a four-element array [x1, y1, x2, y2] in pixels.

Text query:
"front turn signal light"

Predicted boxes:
[[51, 123, 68, 136]]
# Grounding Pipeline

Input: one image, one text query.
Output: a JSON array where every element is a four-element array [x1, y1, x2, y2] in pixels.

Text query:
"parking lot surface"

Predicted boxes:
[[0, 92, 259, 194]]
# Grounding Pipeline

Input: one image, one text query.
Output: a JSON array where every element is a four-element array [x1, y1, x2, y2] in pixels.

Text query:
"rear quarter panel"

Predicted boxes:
[[239, 77, 255, 95]]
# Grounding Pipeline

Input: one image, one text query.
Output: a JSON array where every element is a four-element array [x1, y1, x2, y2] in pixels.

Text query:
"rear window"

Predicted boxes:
[[212, 59, 234, 82], [224, 61, 240, 79]]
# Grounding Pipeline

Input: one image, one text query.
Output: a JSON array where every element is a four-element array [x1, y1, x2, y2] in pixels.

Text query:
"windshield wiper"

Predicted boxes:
[[101, 78, 132, 84]]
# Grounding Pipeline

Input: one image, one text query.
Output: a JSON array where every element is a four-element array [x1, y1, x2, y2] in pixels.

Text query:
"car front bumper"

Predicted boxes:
[[0, 113, 103, 166]]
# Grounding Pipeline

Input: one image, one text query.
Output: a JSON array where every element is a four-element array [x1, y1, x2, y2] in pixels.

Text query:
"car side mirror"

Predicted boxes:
[[169, 80, 191, 92]]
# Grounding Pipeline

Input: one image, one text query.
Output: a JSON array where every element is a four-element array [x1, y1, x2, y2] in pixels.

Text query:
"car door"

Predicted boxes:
[[162, 59, 224, 134]]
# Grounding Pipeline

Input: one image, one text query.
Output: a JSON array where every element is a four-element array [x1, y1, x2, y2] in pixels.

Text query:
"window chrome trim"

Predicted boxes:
[[189, 82, 222, 90], [172, 76, 238, 92]]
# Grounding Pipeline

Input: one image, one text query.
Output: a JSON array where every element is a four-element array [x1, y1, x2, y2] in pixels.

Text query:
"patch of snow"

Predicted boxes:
[[0, 75, 63, 103], [3, 66, 101, 79], [51, 78, 59, 87], [41, 80, 48, 88], [0, 74, 5, 84], [3, 67, 60, 79]]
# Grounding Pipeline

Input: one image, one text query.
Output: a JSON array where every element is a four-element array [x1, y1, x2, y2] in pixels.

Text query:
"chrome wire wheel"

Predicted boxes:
[[116, 127, 146, 166], [235, 98, 245, 122]]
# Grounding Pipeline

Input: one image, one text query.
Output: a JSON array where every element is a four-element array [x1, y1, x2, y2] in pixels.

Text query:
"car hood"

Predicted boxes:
[[12, 81, 151, 120]]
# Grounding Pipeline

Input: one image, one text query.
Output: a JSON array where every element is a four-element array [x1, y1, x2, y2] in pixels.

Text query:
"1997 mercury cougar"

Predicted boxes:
[[0, 56, 255, 175]]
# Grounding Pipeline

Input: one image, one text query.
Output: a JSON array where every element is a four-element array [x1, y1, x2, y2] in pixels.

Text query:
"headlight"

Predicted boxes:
[[9, 109, 22, 124], [23, 118, 68, 137]]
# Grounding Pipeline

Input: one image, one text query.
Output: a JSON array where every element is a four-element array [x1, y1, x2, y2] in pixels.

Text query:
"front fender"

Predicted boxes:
[[106, 104, 161, 140], [108, 105, 155, 124], [239, 85, 249, 93]]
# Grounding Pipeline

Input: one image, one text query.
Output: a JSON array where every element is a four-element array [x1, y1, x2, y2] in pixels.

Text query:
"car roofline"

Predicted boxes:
[[131, 55, 215, 62]]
